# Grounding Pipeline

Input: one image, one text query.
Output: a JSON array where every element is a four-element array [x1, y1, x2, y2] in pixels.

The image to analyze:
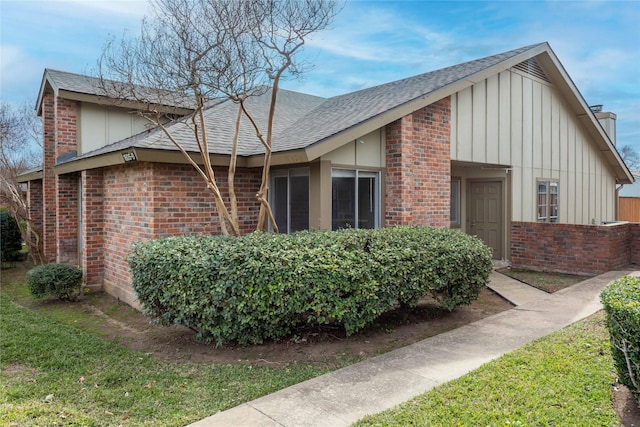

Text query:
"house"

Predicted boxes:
[[20, 42, 639, 307], [619, 171, 640, 222]]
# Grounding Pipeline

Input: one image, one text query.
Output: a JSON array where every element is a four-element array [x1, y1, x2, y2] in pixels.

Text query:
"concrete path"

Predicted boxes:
[[189, 269, 638, 427]]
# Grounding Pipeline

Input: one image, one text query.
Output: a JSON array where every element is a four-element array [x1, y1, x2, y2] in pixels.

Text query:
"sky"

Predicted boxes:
[[1, 0, 639, 153]]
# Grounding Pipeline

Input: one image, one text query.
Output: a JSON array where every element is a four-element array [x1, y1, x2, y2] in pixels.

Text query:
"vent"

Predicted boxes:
[[512, 58, 551, 83]]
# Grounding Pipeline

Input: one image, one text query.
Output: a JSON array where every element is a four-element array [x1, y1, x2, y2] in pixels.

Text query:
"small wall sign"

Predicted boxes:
[[122, 151, 137, 162]]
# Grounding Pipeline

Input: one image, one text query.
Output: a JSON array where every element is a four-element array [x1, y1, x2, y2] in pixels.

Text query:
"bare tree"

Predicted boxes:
[[98, 0, 339, 235], [619, 144, 640, 171], [0, 101, 45, 264]]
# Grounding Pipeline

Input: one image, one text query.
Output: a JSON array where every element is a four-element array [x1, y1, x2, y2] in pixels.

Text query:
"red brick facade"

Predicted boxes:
[[27, 180, 43, 247], [41, 94, 57, 262], [40, 94, 80, 264], [31, 91, 266, 305], [511, 221, 640, 276], [99, 162, 261, 304], [30, 87, 634, 307], [385, 97, 451, 228], [56, 173, 79, 264], [81, 169, 105, 287]]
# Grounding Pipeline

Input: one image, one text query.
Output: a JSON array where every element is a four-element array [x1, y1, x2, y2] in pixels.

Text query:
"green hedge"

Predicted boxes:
[[27, 263, 83, 301], [1, 210, 22, 262], [128, 227, 493, 346], [601, 276, 640, 403]]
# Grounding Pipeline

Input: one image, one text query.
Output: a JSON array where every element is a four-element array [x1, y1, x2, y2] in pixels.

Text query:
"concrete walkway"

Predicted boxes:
[[189, 269, 638, 427]]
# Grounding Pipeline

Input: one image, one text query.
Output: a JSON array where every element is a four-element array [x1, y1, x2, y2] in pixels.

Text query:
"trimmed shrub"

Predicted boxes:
[[27, 263, 83, 301], [1, 210, 22, 262], [128, 227, 493, 346], [601, 276, 640, 403]]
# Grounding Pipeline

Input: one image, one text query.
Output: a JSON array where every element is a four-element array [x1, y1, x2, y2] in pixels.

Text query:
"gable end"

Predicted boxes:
[[512, 58, 551, 84]]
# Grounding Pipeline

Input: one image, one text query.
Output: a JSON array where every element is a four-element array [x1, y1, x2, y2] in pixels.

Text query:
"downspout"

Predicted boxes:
[[615, 183, 624, 221]]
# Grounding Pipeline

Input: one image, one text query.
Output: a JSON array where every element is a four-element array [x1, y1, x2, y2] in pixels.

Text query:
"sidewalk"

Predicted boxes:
[[189, 269, 637, 427]]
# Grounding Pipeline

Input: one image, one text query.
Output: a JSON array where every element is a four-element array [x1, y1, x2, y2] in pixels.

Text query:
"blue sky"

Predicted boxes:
[[1, 0, 639, 153]]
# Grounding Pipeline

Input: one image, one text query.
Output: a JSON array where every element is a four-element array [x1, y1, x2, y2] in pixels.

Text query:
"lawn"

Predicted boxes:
[[1, 261, 633, 426], [0, 293, 335, 426], [354, 311, 623, 426]]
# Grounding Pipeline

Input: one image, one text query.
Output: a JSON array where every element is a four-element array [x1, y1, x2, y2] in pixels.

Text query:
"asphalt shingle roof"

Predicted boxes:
[[61, 43, 545, 163], [274, 44, 541, 154], [42, 69, 195, 110]]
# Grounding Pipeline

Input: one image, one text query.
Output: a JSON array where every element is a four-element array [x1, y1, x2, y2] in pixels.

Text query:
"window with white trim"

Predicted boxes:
[[537, 180, 558, 223], [331, 169, 379, 230], [270, 168, 309, 233]]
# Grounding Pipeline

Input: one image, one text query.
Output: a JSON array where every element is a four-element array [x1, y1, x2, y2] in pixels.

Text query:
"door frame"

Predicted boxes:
[[467, 178, 508, 260]]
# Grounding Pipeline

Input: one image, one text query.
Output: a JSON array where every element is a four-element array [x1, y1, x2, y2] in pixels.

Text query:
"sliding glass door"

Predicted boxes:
[[331, 169, 379, 230]]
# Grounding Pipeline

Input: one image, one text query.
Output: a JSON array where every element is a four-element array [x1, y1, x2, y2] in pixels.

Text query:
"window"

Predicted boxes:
[[537, 180, 558, 223], [450, 178, 461, 226], [270, 168, 309, 233], [332, 169, 379, 230]]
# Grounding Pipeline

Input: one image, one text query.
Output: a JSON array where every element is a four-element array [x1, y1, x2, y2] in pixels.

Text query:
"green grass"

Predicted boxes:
[[354, 311, 621, 426], [0, 293, 334, 426]]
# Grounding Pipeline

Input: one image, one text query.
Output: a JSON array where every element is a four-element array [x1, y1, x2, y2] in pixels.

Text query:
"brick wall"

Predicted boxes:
[[102, 162, 157, 303], [82, 169, 104, 287], [41, 94, 57, 262], [40, 94, 79, 264], [385, 97, 451, 228], [54, 97, 78, 160], [632, 223, 640, 265], [56, 173, 79, 264], [151, 163, 261, 237], [511, 221, 640, 276], [101, 162, 262, 306], [27, 180, 43, 249]]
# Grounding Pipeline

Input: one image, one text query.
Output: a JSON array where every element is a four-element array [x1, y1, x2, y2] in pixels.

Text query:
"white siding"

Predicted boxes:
[[450, 69, 617, 225], [79, 103, 150, 154]]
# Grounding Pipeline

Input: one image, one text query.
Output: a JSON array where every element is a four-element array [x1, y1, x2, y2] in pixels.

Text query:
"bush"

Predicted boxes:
[[601, 276, 640, 403], [1, 210, 23, 262], [128, 227, 493, 346], [26, 263, 83, 301]]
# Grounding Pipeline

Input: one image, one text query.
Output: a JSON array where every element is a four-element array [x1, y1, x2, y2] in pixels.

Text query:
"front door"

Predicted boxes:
[[469, 181, 503, 259]]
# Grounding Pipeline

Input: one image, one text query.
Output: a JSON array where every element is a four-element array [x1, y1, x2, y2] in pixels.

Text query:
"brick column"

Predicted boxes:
[[41, 94, 57, 262], [41, 94, 79, 264], [413, 98, 451, 227], [385, 114, 414, 226], [385, 97, 451, 227], [27, 180, 44, 250], [82, 168, 104, 287], [57, 173, 79, 264]]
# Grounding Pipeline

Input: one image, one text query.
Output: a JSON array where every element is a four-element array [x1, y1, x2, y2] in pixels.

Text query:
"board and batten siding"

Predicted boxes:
[[321, 129, 384, 168], [450, 69, 617, 225], [78, 103, 151, 155]]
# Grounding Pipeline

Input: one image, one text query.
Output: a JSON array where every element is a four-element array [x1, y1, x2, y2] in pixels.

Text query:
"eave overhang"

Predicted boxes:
[[16, 169, 43, 183]]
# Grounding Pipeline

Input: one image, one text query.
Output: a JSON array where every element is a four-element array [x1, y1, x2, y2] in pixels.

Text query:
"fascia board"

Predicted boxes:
[[36, 71, 56, 116], [53, 148, 248, 175], [246, 150, 308, 168], [16, 170, 43, 183], [135, 148, 241, 168], [57, 90, 193, 116], [54, 151, 128, 175]]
